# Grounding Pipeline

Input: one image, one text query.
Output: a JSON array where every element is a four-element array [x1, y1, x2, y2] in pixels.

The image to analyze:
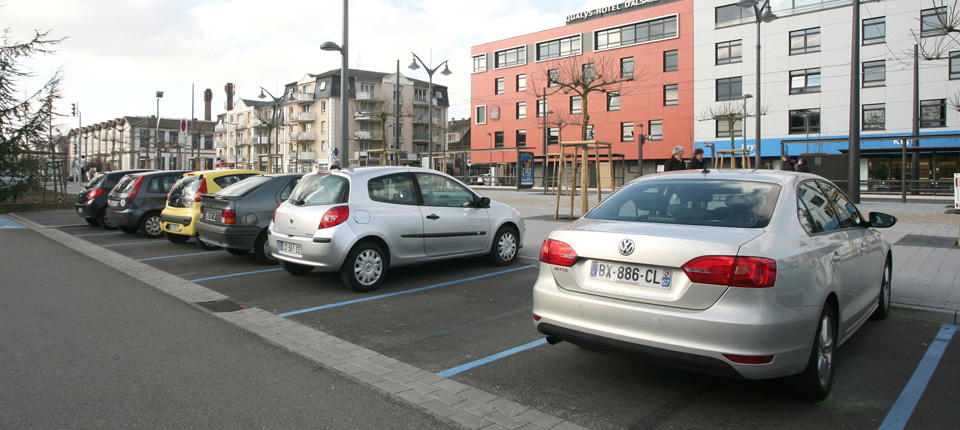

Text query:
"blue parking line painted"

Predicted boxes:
[[138, 251, 225, 261], [0, 216, 26, 229], [878, 324, 957, 430], [75, 231, 125, 237], [278, 265, 535, 318], [189, 268, 283, 283], [437, 338, 548, 378], [102, 240, 168, 247]]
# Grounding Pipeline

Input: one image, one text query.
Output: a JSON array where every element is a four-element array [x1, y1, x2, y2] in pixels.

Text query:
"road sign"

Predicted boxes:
[[180, 119, 188, 133], [333, 147, 339, 156]]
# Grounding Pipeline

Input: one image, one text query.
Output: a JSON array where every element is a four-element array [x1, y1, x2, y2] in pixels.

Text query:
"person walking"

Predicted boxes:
[[796, 157, 810, 172], [687, 148, 707, 170], [781, 155, 796, 171], [664, 146, 686, 172]]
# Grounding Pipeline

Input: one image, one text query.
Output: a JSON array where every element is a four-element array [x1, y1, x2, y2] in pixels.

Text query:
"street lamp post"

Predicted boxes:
[[408, 52, 451, 170], [635, 122, 646, 177], [738, 0, 777, 169], [741, 93, 753, 167], [542, 110, 554, 189], [259, 87, 284, 173], [155, 91, 164, 169], [320, 0, 349, 169]]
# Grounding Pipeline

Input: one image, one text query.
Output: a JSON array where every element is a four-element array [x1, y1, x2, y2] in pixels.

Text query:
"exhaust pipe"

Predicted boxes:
[[545, 336, 563, 345]]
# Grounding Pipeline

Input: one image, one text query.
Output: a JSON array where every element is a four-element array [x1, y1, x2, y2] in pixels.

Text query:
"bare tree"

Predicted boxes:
[[913, 1, 960, 108], [698, 101, 751, 151], [356, 95, 411, 166]]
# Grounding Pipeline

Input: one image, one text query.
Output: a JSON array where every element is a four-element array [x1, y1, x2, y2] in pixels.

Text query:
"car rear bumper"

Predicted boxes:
[[104, 207, 139, 228], [160, 213, 197, 236], [532, 264, 818, 380], [196, 222, 261, 250], [75, 201, 99, 219], [267, 224, 353, 270]]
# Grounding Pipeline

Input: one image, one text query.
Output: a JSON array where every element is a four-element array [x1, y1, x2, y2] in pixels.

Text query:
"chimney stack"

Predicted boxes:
[[225, 83, 235, 111], [204, 89, 213, 121]]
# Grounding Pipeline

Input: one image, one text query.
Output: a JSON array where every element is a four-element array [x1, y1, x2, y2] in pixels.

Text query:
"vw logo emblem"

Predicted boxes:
[[618, 239, 635, 256]]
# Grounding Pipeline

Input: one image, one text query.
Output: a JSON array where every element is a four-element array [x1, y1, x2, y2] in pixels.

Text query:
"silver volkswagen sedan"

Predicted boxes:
[[533, 170, 895, 401], [269, 166, 524, 292]]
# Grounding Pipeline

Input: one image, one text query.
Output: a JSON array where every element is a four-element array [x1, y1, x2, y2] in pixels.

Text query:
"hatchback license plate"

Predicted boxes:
[[203, 211, 218, 221], [167, 224, 181, 232], [279, 241, 302, 255], [589, 261, 672, 289], [108, 200, 119, 207]]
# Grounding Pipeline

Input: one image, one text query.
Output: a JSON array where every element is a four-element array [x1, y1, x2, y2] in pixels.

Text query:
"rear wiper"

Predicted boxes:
[[293, 198, 306, 206]]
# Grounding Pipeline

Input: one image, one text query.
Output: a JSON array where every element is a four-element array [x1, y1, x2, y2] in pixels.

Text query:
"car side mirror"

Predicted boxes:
[[868, 212, 897, 228], [477, 196, 491, 208]]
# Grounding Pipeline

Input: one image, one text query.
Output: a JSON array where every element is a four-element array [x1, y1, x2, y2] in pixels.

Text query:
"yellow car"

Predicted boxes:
[[160, 169, 263, 247]]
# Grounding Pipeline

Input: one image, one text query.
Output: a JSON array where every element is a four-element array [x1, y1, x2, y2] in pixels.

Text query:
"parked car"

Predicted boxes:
[[75, 169, 153, 229], [196, 173, 303, 264], [268, 166, 525, 292], [533, 170, 896, 401], [160, 169, 263, 248], [105, 170, 189, 238]]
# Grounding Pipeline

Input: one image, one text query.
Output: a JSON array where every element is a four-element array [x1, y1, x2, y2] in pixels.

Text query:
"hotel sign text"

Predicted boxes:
[[566, 0, 661, 23]]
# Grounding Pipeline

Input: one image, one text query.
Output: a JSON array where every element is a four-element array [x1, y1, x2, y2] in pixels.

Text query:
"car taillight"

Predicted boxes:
[[540, 239, 579, 267], [128, 176, 144, 201], [682, 256, 776, 288], [87, 188, 103, 200], [318, 206, 349, 229], [194, 179, 207, 202], [222, 209, 236, 225]]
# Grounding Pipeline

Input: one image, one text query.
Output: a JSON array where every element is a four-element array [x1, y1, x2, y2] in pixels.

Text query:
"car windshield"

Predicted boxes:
[[217, 176, 271, 197], [586, 179, 781, 228], [111, 175, 137, 194], [288, 173, 349, 206], [167, 176, 201, 207]]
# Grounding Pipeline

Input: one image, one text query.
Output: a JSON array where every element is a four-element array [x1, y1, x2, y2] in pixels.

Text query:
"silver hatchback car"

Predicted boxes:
[[269, 166, 524, 292], [533, 170, 896, 401]]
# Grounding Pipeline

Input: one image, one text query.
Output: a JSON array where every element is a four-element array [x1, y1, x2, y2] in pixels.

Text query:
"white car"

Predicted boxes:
[[269, 166, 525, 292]]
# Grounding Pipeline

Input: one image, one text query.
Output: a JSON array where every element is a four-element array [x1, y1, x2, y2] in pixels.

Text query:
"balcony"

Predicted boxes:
[[354, 111, 381, 121], [412, 133, 430, 142], [413, 96, 429, 105], [354, 131, 382, 140], [254, 136, 270, 145], [290, 132, 316, 142], [356, 91, 384, 101], [296, 152, 317, 160], [293, 92, 314, 103], [413, 115, 428, 124], [293, 112, 316, 122], [234, 120, 247, 129], [215, 140, 227, 149], [214, 124, 228, 132]]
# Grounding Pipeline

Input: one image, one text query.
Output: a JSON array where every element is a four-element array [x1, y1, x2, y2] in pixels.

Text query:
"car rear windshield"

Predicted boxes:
[[288, 174, 349, 206], [111, 175, 137, 194], [167, 176, 201, 208], [586, 179, 781, 228], [217, 176, 270, 197], [85, 173, 107, 189]]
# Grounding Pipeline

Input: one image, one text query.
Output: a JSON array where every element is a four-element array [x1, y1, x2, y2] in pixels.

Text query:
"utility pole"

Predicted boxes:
[[847, 0, 860, 203]]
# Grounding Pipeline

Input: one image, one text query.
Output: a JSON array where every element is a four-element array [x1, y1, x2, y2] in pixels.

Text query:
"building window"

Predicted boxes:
[[583, 63, 595, 81], [862, 60, 885, 87], [494, 46, 526, 69], [475, 105, 487, 125], [789, 68, 821, 94], [648, 120, 663, 140], [920, 99, 946, 128], [715, 4, 754, 28], [472, 54, 486, 73], [789, 109, 820, 134], [494, 131, 504, 148], [790, 28, 820, 55], [548, 127, 559, 145], [537, 99, 547, 118], [716, 77, 742, 101], [951, 51, 960, 80], [517, 74, 526, 92], [586, 125, 594, 140], [664, 84, 678, 106], [621, 57, 634, 78], [595, 15, 678, 50], [664, 50, 678, 72], [414, 88, 427, 102], [716, 40, 742, 65], [921, 7, 948, 38], [495, 78, 505, 95], [321, 102, 326, 113], [621, 122, 634, 142], [548, 69, 559, 87], [516, 102, 526, 119], [862, 104, 885, 130], [516, 130, 527, 147], [536, 35, 582, 61], [863, 17, 885, 45], [570, 96, 582, 114], [608, 92, 620, 111], [716, 119, 743, 138]]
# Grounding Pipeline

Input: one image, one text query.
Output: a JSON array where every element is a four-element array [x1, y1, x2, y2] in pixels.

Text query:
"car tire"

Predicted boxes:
[[281, 260, 313, 276], [871, 257, 892, 321], [341, 242, 386, 293], [165, 232, 190, 244], [119, 226, 138, 234], [791, 302, 836, 401], [84, 217, 99, 227], [97, 210, 118, 230], [488, 226, 519, 266], [254, 231, 278, 265], [196, 236, 219, 250], [226, 248, 249, 256], [140, 212, 164, 239]]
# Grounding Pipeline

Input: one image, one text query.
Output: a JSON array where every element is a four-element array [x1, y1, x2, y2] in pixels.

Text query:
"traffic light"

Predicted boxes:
[[71, 103, 76, 117]]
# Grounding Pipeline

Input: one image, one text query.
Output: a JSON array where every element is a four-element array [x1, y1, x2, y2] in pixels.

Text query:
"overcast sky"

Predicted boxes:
[[4, 0, 613, 132]]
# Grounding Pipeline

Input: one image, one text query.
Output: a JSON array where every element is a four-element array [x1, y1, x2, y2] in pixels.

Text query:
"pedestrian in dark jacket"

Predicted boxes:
[[781, 155, 796, 171], [664, 146, 686, 171], [687, 148, 707, 170], [796, 158, 810, 172]]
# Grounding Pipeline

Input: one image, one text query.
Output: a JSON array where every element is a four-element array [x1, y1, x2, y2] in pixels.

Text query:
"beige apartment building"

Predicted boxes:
[[215, 68, 450, 172], [70, 116, 217, 172]]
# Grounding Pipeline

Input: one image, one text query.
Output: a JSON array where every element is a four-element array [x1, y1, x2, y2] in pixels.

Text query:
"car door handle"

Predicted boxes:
[[832, 252, 842, 263], [426, 214, 440, 220]]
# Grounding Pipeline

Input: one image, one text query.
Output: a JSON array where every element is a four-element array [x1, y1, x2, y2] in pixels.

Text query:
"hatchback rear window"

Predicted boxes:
[[586, 179, 781, 228], [218, 176, 270, 197], [167, 176, 201, 208], [288, 174, 349, 206], [111, 175, 137, 194]]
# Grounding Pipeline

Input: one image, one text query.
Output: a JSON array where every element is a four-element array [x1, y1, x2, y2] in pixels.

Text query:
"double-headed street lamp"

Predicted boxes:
[[635, 122, 646, 176], [320, 0, 349, 169], [155, 91, 164, 169], [259, 86, 284, 173], [408, 52, 451, 170], [737, 0, 777, 168]]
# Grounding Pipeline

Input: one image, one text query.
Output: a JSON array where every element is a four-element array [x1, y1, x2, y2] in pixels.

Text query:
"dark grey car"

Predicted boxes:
[[75, 169, 153, 228], [105, 170, 189, 238], [196, 173, 303, 264]]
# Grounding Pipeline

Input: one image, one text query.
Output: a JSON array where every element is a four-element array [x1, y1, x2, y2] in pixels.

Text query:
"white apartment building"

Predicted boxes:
[[693, 0, 960, 183], [71, 116, 216, 172]]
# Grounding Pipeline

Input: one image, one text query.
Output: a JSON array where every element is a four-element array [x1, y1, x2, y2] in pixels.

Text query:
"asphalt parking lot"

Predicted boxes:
[[38, 215, 960, 430]]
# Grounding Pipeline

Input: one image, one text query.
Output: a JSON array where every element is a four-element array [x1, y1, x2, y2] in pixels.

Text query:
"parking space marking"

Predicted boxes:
[[376, 306, 532, 352], [878, 324, 957, 430], [278, 265, 535, 318], [74, 231, 125, 237], [436, 338, 547, 378], [189, 268, 283, 283], [0, 216, 26, 229], [138, 251, 225, 261], [102, 240, 169, 247]]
